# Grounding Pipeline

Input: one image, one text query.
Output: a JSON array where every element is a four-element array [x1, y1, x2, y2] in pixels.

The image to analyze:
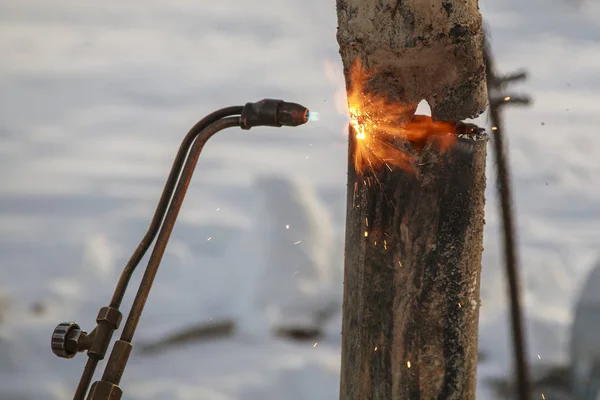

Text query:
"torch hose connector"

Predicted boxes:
[[240, 99, 309, 130]]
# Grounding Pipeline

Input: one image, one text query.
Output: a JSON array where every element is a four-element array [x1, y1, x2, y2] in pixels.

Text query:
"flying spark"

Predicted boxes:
[[313, 342, 318, 348], [294, 241, 302, 245], [406, 361, 411, 368], [343, 59, 458, 175]]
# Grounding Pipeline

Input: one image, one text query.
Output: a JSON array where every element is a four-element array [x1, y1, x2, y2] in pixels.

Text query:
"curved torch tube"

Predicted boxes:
[[109, 106, 244, 310], [75, 117, 241, 399], [73, 110, 243, 400], [122, 116, 243, 342], [51, 99, 309, 400]]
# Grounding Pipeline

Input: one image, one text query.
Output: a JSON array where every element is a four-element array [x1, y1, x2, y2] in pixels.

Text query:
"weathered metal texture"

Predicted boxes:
[[336, 0, 487, 121], [484, 39, 532, 400], [340, 127, 488, 400]]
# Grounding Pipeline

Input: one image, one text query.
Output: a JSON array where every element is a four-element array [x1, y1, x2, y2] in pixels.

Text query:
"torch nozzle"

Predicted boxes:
[[240, 99, 309, 130]]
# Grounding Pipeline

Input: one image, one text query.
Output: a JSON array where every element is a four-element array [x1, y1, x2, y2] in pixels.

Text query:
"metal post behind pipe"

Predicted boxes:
[[484, 36, 532, 400]]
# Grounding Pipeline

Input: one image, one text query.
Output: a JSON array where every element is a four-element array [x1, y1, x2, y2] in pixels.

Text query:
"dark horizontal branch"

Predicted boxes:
[[138, 320, 236, 354], [489, 71, 528, 88], [491, 95, 532, 108]]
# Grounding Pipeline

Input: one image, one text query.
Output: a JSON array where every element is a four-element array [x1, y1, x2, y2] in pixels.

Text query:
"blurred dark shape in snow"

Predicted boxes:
[[571, 259, 600, 399], [252, 174, 342, 336], [0, 292, 9, 324]]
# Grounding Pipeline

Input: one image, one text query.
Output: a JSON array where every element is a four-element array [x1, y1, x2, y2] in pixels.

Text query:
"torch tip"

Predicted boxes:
[[240, 99, 309, 129]]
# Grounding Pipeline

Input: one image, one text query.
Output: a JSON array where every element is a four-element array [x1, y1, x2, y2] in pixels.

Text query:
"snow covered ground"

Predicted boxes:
[[1, 0, 599, 398]]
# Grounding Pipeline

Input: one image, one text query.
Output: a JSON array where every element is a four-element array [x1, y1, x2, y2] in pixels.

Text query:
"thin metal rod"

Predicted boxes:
[[119, 116, 240, 344], [484, 40, 531, 400], [74, 108, 242, 400], [74, 357, 99, 400], [109, 106, 243, 309]]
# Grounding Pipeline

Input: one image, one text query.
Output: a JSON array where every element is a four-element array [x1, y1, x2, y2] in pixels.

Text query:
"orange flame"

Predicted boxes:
[[344, 59, 458, 175]]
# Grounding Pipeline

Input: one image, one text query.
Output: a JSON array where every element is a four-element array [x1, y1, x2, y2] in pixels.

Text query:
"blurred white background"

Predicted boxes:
[[1, 0, 599, 398]]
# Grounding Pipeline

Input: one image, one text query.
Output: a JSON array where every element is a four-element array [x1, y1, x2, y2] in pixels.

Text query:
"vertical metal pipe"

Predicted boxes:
[[484, 39, 531, 400]]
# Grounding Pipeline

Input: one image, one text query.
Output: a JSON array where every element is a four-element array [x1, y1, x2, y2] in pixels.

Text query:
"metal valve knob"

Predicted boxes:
[[52, 322, 90, 359]]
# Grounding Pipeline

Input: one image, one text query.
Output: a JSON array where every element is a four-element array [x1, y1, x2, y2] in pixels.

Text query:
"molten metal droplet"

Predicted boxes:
[[307, 111, 320, 122]]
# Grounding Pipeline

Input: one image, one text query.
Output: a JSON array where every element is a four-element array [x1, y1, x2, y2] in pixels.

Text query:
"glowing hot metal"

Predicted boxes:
[[344, 59, 461, 176]]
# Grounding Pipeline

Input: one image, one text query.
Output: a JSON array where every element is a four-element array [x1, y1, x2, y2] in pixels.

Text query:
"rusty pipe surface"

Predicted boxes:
[[484, 39, 532, 400]]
